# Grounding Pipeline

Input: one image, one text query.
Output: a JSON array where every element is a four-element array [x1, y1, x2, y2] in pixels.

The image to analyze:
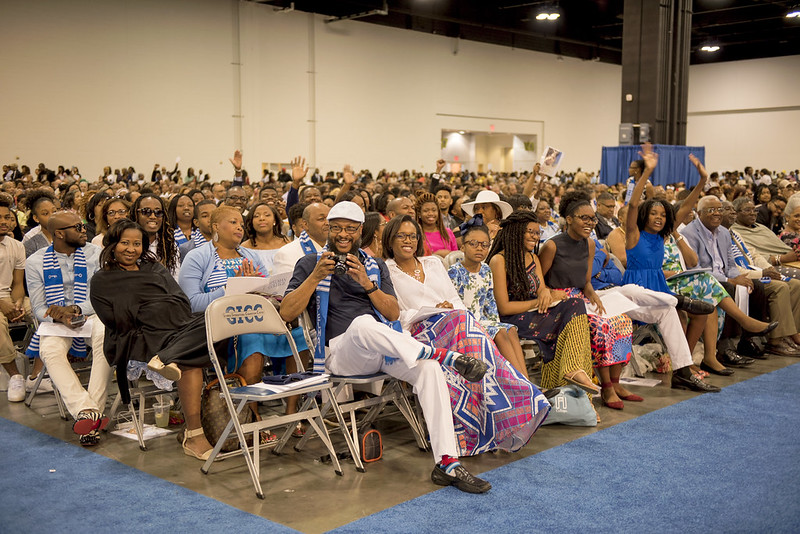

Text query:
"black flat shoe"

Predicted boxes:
[[674, 294, 715, 315], [453, 354, 488, 382], [671, 373, 721, 393], [754, 321, 779, 337], [431, 464, 491, 493], [699, 361, 734, 376]]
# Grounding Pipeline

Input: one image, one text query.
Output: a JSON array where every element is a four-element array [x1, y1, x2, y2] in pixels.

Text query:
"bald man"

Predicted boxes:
[[272, 202, 331, 275], [25, 211, 112, 446], [386, 197, 415, 220]]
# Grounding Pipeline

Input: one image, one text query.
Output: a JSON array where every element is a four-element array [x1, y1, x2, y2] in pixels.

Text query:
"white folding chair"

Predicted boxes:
[[294, 312, 429, 472], [199, 294, 351, 499]]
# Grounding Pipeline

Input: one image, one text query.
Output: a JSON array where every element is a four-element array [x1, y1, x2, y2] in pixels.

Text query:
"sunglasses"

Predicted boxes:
[[137, 208, 164, 218], [58, 222, 87, 232]]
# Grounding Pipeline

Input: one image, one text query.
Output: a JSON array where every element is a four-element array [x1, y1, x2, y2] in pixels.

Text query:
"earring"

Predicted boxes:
[[212, 232, 219, 243]]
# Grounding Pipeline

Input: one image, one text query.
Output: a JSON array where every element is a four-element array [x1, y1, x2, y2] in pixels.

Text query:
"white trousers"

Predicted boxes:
[[328, 315, 459, 462], [599, 285, 693, 370], [39, 317, 112, 419]]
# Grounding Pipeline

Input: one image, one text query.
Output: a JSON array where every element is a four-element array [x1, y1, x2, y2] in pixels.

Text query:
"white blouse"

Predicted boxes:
[[386, 256, 466, 331]]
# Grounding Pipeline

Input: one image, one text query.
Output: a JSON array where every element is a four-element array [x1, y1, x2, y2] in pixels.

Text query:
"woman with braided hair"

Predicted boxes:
[[487, 210, 598, 393], [132, 193, 179, 276], [538, 191, 635, 409], [415, 191, 457, 257]]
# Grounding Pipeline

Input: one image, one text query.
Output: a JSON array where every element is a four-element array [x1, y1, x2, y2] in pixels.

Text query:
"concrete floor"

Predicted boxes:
[[2, 354, 796, 534]]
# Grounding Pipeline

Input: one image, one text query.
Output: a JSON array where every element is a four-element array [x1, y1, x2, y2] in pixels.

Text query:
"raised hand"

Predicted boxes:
[[688, 153, 708, 179], [532, 162, 541, 176], [638, 142, 658, 173], [230, 150, 243, 171], [435, 159, 446, 173], [291, 156, 309, 183], [343, 164, 356, 185]]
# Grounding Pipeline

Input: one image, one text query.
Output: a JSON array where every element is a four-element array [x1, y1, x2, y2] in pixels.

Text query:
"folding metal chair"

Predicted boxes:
[[199, 294, 351, 499], [106, 376, 170, 451], [294, 312, 429, 472]]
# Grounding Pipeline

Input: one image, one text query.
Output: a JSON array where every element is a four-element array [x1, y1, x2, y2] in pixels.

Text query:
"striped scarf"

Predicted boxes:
[[27, 246, 89, 358], [312, 247, 401, 372], [730, 231, 757, 270], [173, 226, 189, 247], [192, 228, 208, 248], [205, 246, 239, 292], [298, 231, 316, 255]]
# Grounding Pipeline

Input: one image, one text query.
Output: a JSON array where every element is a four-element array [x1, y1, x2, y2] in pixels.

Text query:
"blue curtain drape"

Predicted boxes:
[[600, 145, 705, 187]]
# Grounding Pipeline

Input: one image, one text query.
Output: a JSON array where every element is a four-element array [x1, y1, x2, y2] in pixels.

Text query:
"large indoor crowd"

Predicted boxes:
[[2, 148, 798, 494]]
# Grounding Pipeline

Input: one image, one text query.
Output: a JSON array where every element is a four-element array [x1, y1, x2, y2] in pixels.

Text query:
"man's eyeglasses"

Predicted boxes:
[[394, 233, 419, 242], [106, 209, 129, 217], [227, 195, 247, 202], [573, 214, 598, 224], [703, 207, 724, 214], [329, 224, 361, 235], [58, 222, 87, 232], [464, 240, 490, 249], [137, 208, 164, 218]]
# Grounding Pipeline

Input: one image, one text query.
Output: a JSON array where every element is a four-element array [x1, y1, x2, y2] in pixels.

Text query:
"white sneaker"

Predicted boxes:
[[26, 375, 54, 393], [7, 374, 25, 402]]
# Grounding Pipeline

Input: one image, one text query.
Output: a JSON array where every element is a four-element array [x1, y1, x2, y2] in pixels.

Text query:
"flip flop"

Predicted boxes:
[[563, 370, 602, 395]]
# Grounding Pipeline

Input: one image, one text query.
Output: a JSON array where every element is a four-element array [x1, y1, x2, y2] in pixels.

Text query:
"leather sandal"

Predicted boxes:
[[147, 355, 182, 382], [600, 382, 624, 410], [563, 369, 601, 394], [610, 377, 643, 402], [183, 427, 212, 461]]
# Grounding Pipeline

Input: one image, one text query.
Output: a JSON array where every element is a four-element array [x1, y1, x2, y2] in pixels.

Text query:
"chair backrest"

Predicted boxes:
[[205, 294, 288, 343], [442, 250, 465, 269]]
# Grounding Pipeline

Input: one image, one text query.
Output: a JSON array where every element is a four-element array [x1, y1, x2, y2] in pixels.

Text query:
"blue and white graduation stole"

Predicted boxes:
[[298, 231, 317, 256], [26, 246, 89, 359], [191, 228, 208, 248], [173, 226, 189, 247], [205, 246, 238, 291], [312, 247, 401, 373], [730, 232, 758, 271]]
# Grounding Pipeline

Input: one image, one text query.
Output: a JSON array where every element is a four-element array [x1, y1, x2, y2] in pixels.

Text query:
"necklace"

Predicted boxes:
[[398, 258, 423, 281]]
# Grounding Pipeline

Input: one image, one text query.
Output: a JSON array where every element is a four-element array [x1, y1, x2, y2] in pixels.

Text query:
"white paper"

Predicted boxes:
[[242, 373, 329, 394], [539, 146, 563, 177], [110, 423, 175, 441], [408, 306, 452, 325], [585, 292, 638, 318], [224, 272, 291, 297], [36, 317, 95, 338], [618, 377, 662, 387]]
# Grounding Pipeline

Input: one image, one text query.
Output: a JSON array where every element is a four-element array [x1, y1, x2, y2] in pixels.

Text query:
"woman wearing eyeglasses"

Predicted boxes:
[[486, 211, 597, 394], [383, 215, 548, 456], [415, 191, 457, 257], [131, 194, 179, 276], [538, 191, 635, 409], [448, 218, 529, 379], [91, 197, 131, 247]]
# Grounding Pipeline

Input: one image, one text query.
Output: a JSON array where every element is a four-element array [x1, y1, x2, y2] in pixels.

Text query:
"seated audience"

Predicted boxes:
[[241, 201, 290, 275], [415, 191, 457, 257], [178, 199, 215, 262], [272, 202, 330, 275], [461, 191, 512, 241]]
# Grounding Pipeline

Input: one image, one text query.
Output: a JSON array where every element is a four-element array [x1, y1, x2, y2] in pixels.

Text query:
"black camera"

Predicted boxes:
[[333, 254, 350, 275]]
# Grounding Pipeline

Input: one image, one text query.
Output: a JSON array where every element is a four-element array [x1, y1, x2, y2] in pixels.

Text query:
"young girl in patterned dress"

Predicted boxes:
[[448, 220, 529, 379]]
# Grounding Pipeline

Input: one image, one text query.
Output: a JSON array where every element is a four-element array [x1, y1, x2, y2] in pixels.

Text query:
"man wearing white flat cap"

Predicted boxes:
[[460, 191, 513, 240], [281, 201, 493, 494]]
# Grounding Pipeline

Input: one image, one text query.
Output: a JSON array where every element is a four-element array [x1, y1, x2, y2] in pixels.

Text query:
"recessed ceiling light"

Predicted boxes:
[[458, 130, 466, 135], [700, 45, 720, 52]]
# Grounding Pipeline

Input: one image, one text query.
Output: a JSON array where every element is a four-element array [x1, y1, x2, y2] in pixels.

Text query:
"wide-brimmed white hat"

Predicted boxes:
[[461, 190, 513, 220], [327, 201, 365, 223]]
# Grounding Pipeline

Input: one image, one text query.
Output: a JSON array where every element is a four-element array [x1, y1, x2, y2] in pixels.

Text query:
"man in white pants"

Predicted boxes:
[[281, 202, 491, 494], [598, 284, 721, 392], [26, 211, 112, 446]]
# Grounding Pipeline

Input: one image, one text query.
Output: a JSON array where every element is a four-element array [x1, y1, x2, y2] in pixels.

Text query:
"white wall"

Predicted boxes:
[[0, 0, 236, 180], [687, 55, 800, 173]]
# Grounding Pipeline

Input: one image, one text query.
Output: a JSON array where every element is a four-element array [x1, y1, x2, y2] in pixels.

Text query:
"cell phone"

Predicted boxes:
[[69, 315, 86, 327]]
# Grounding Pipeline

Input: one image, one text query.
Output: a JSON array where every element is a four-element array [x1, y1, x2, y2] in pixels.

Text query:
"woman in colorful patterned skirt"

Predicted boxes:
[[486, 210, 598, 394], [382, 215, 549, 456], [538, 191, 634, 410]]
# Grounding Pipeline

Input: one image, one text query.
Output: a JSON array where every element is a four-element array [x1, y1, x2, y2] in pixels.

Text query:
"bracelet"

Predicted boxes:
[[675, 235, 685, 243], [365, 282, 379, 295], [777, 255, 782, 266]]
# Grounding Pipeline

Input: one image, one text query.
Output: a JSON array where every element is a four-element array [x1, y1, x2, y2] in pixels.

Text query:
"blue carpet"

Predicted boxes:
[[333, 363, 800, 534], [0, 417, 297, 534]]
